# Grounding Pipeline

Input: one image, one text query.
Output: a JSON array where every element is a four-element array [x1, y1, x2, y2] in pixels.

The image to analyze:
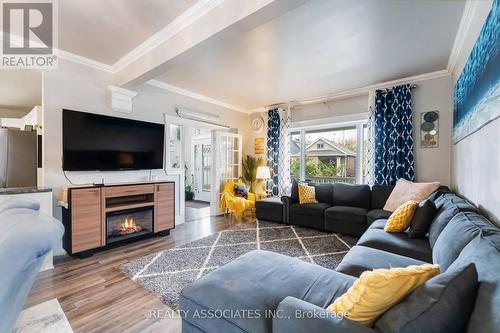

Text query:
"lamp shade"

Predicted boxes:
[[256, 166, 271, 179]]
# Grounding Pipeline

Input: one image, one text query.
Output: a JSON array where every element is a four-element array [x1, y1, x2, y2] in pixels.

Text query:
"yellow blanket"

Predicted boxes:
[[219, 191, 255, 218]]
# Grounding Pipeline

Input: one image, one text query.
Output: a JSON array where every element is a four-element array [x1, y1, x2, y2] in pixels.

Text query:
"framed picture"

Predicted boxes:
[[254, 137, 265, 154], [453, 1, 499, 143], [420, 111, 439, 148]]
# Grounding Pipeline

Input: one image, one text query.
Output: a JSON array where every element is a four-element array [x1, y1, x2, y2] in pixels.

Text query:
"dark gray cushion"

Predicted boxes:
[[408, 199, 437, 238], [428, 205, 460, 248], [370, 185, 394, 209], [450, 233, 500, 333], [366, 209, 391, 226], [336, 245, 426, 277], [180, 250, 355, 333], [324, 206, 369, 225], [290, 202, 331, 217], [368, 219, 387, 230], [274, 297, 375, 333], [256, 197, 283, 223], [333, 183, 370, 209], [433, 212, 493, 271], [290, 179, 313, 203], [357, 228, 432, 262], [324, 206, 369, 236], [375, 263, 478, 333], [314, 184, 334, 204]]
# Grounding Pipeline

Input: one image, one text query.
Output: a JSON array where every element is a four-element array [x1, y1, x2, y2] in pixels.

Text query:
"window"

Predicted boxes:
[[290, 122, 366, 184], [290, 131, 301, 179], [168, 124, 182, 169]]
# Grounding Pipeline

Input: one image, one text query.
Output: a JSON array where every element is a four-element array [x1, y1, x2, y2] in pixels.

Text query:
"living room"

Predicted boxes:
[[0, 0, 499, 332]]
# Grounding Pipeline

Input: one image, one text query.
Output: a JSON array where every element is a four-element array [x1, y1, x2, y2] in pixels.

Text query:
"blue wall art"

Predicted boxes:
[[453, 0, 500, 144]]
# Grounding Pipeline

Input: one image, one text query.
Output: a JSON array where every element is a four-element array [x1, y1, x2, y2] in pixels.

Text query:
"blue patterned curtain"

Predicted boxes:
[[374, 84, 415, 185], [267, 109, 280, 196]]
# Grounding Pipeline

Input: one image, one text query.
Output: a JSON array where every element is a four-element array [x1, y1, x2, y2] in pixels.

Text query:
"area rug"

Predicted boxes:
[[14, 299, 73, 333], [122, 220, 358, 310]]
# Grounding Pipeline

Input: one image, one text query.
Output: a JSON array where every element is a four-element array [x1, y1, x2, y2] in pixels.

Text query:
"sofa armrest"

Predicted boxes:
[[281, 196, 291, 224], [273, 297, 375, 333]]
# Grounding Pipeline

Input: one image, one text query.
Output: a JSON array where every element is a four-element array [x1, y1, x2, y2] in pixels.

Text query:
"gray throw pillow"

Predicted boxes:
[[375, 263, 478, 333], [408, 199, 437, 238]]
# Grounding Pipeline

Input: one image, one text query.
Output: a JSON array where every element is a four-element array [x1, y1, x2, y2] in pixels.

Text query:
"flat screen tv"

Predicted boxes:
[[63, 109, 164, 171]]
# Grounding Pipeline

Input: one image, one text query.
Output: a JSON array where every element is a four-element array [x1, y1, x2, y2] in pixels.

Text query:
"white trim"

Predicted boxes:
[[56, 49, 114, 73], [108, 85, 138, 113], [447, 0, 478, 73], [112, 0, 224, 73], [250, 70, 451, 113], [164, 114, 229, 130], [355, 122, 364, 184], [0, 31, 115, 73], [148, 80, 248, 113]]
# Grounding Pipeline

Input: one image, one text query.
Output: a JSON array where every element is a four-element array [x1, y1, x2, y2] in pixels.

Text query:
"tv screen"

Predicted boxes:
[[63, 109, 164, 171]]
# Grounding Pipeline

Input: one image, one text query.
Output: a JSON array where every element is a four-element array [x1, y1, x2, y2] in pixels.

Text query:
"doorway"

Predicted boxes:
[[165, 114, 243, 224], [185, 127, 212, 222]]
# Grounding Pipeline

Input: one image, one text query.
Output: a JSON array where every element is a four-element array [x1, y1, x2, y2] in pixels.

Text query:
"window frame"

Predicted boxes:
[[290, 119, 367, 184]]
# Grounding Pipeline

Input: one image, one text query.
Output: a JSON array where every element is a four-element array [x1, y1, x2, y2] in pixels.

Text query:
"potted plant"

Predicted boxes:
[[185, 184, 195, 201], [242, 155, 264, 193]]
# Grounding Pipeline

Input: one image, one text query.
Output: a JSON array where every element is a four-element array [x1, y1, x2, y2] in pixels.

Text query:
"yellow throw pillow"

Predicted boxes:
[[328, 264, 440, 326], [298, 183, 318, 204], [384, 200, 418, 232]]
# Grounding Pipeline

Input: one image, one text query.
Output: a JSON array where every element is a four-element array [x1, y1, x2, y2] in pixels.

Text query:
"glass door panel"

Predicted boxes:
[[213, 131, 243, 215]]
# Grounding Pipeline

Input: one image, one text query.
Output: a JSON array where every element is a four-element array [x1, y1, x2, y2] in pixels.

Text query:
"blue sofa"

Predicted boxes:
[[0, 198, 64, 333], [180, 190, 500, 333]]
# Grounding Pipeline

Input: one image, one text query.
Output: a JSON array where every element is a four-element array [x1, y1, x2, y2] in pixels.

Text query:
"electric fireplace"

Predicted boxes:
[[106, 206, 154, 244]]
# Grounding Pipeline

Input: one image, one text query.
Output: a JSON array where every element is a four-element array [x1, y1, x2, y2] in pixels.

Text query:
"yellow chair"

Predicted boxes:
[[219, 181, 256, 219]]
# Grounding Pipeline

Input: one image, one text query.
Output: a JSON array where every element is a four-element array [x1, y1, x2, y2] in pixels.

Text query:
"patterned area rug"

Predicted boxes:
[[122, 220, 357, 309]]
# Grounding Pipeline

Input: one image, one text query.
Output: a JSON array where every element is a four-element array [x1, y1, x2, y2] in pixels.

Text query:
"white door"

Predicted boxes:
[[211, 131, 243, 215], [165, 122, 185, 225], [192, 136, 211, 202]]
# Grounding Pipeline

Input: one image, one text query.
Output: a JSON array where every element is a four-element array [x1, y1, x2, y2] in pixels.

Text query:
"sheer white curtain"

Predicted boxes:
[[364, 90, 376, 186], [278, 106, 291, 196]]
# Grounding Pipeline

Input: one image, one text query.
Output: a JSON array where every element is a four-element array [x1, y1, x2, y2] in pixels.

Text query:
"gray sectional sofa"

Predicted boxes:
[[180, 189, 500, 333]]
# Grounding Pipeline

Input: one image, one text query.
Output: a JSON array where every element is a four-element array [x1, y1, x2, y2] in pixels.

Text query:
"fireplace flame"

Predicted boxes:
[[118, 217, 142, 234]]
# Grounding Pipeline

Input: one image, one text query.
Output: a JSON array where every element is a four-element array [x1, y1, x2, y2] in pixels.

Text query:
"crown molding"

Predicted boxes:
[[249, 69, 452, 113], [147, 80, 248, 114], [3, 0, 223, 75], [56, 49, 115, 73], [447, 0, 478, 74], [1, 31, 115, 73], [112, 0, 223, 73]]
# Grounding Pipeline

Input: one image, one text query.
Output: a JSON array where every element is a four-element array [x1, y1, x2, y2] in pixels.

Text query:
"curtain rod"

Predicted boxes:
[[380, 84, 418, 92], [265, 84, 418, 110]]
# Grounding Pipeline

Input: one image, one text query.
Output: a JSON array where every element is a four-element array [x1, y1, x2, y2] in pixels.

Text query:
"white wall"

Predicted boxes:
[[411, 75, 453, 185], [451, 0, 499, 224], [42, 59, 251, 225], [267, 76, 453, 186]]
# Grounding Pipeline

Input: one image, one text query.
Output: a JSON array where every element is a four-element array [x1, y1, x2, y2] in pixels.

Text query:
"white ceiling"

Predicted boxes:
[[155, 0, 466, 109], [59, 0, 197, 65], [0, 70, 41, 118]]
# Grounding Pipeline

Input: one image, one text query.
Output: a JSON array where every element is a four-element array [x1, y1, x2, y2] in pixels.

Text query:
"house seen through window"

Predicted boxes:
[[290, 124, 366, 184]]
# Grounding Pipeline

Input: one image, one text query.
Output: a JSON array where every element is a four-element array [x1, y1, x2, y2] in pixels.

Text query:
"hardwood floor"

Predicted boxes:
[[26, 214, 254, 333]]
